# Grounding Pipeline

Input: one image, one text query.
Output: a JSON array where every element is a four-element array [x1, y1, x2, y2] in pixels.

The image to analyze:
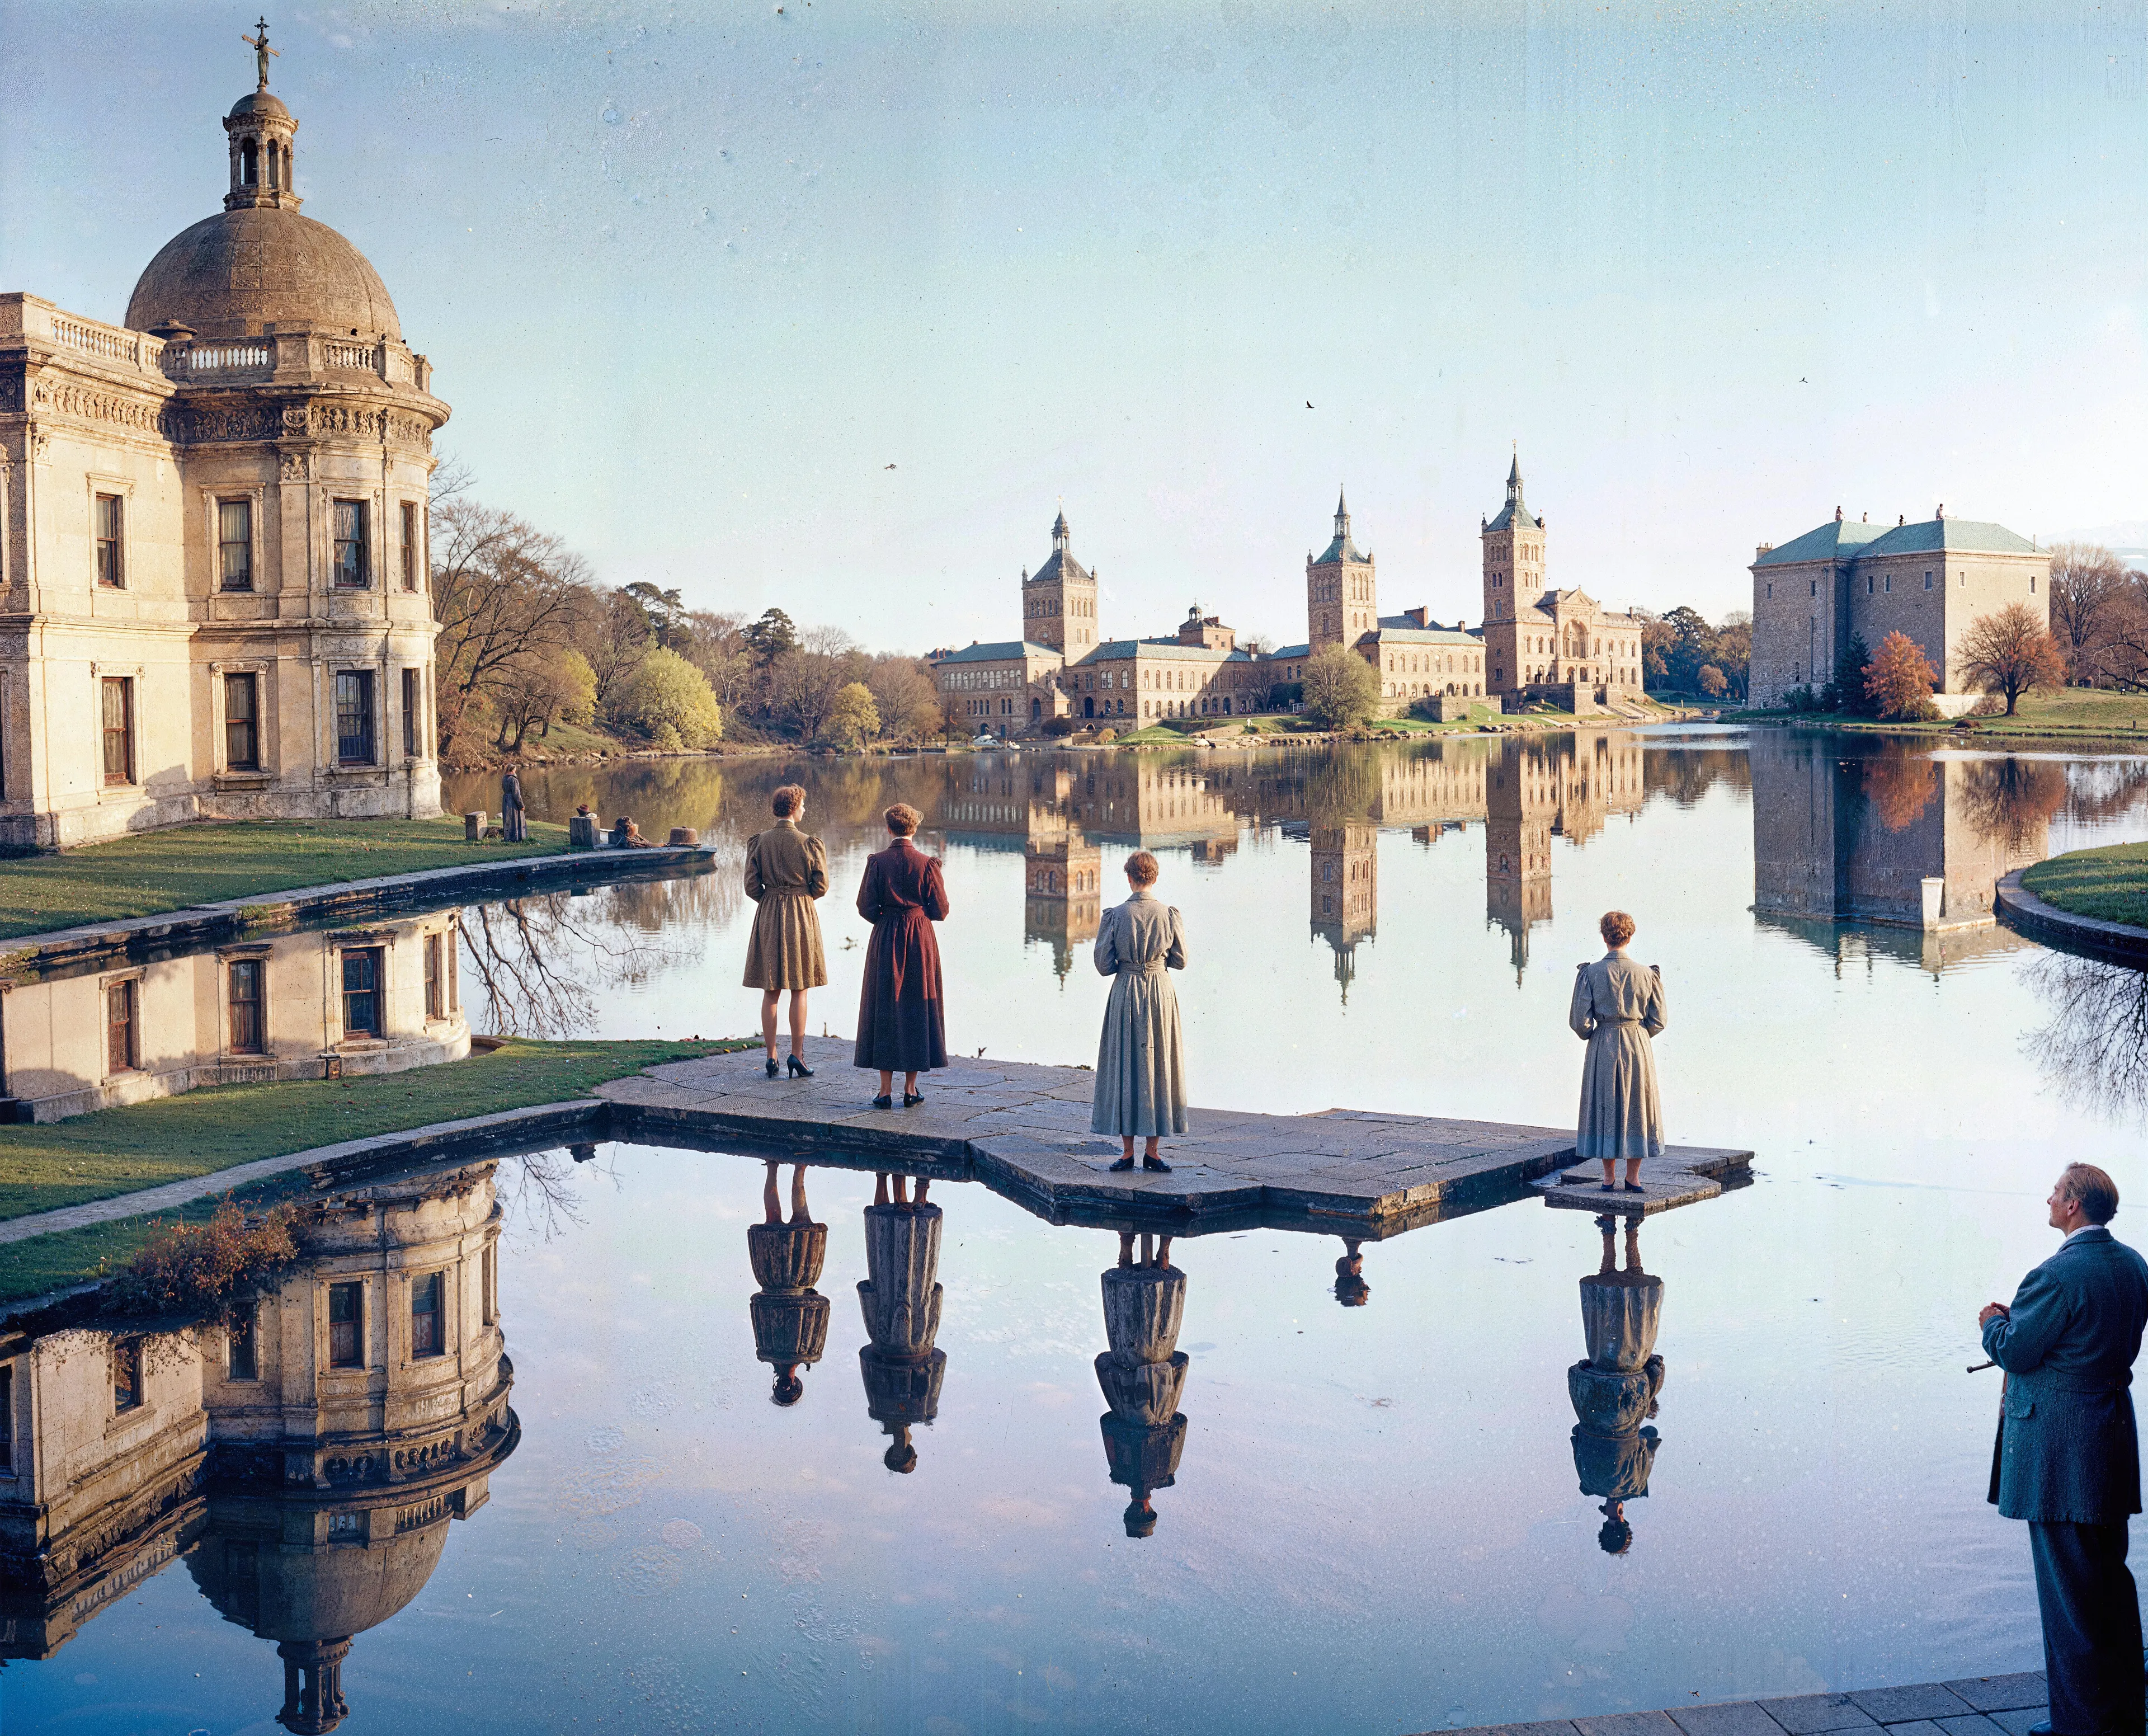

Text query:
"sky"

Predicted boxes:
[[4, 1, 2145, 655]]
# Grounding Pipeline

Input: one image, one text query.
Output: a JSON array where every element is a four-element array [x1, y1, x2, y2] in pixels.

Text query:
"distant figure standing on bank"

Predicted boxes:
[[500, 765, 526, 842], [1570, 910, 1666, 1194], [743, 785, 828, 1079], [855, 803, 950, 1109], [1980, 1164, 2148, 1736], [1091, 851, 1186, 1174]]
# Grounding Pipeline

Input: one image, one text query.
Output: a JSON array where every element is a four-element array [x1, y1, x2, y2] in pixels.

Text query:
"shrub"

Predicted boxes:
[[616, 647, 723, 748], [104, 1199, 299, 1319], [1782, 684, 1819, 713], [820, 681, 881, 750], [1970, 694, 2006, 718], [1302, 646, 1380, 729], [1040, 715, 1080, 737]]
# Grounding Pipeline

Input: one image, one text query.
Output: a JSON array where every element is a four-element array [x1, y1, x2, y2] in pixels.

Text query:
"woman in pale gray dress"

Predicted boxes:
[[1569, 909, 1667, 1194], [1091, 851, 1187, 1174]]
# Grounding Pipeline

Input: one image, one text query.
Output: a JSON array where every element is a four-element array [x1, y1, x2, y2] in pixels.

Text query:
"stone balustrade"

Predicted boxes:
[[0, 294, 167, 373]]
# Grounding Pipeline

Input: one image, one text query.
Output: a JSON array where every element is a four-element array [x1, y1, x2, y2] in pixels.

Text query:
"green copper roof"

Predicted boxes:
[[931, 640, 1058, 664], [1855, 518, 2038, 558]]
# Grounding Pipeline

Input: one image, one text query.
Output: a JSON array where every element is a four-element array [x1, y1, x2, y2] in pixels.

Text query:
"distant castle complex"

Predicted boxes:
[[933, 457, 1648, 735]]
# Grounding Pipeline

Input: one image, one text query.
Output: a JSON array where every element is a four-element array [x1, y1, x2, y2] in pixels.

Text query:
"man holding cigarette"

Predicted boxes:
[[1980, 1163, 2148, 1736]]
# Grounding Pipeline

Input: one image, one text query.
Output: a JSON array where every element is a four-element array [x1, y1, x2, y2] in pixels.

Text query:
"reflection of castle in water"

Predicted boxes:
[[1750, 731, 2056, 970], [939, 737, 1647, 991], [0, 907, 469, 1123], [0, 1161, 516, 1730], [1567, 1212, 1664, 1556]]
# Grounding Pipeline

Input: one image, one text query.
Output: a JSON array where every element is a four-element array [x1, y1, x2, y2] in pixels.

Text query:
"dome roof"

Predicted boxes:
[[228, 89, 291, 121], [126, 206, 400, 342]]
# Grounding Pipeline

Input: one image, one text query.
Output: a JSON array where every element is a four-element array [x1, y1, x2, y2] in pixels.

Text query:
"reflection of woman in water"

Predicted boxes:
[[1334, 1238, 1369, 1307], [747, 1161, 829, 1405], [1570, 909, 1667, 1193], [1097, 1229, 1188, 1537], [857, 1171, 946, 1472], [1569, 1212, 1664, 1552]]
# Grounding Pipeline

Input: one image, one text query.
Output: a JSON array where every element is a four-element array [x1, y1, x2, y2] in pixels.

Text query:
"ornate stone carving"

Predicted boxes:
[[279, 450, 309, 481], [30, 378, 172, 435], [186, 403, 282, 444], [281, 402, 311, 434]]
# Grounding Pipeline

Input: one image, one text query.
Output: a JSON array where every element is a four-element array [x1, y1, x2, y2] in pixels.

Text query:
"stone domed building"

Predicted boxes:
[[0, 30, 447, 849]]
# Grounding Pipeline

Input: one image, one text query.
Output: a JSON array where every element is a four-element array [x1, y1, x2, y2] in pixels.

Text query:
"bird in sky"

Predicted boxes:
[[1306, 400, 1315, 408], [884, 463, 896, 469]]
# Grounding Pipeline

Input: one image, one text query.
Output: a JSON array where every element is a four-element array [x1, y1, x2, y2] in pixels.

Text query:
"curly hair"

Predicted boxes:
[[884, 802, 922, 836], [771, 785, 805, 818], [1599, 909, 1637, 948]]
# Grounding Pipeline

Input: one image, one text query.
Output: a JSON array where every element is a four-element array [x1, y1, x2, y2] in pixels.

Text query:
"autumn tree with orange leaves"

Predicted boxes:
[[1862, 631, 1940, 721]]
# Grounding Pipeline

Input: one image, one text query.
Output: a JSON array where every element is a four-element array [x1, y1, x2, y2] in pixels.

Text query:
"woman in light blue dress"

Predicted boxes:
[[1091, 851, 1188, 1173]]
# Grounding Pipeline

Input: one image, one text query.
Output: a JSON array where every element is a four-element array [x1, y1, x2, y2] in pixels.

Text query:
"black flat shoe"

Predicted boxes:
[[872, 1094, 893, 1110], [1109, 1156, 1136, 1172], [903, 1093, 925, 1108], [786, 1054, 813, 1078], [1599, 1182, 1618, 1192], [1622, 1182, 1645, 1193], [1143, 1156, 1172, 1173], [765, 1057, 781, 1079]]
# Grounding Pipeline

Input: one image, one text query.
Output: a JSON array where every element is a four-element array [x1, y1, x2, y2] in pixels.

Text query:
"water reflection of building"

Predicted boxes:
[[1024, 820, 1103, 979], [1486, 736, 1646, 977], [1310, 823, 1378, 997], [1750, 731, 2055, 948], [0, 909, 468, 1122], [0, 1161, 515, 1729]]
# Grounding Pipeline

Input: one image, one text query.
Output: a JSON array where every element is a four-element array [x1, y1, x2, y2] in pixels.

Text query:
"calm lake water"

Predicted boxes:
[[9, 728, 2148, 1736]]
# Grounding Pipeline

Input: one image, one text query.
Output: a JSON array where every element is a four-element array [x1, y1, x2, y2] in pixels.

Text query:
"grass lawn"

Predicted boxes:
[[2021, 844, 2148, 929], [1, 816, 574, 942], [1733, 690, 2148, 741], [0, 1035, 753, 1227]]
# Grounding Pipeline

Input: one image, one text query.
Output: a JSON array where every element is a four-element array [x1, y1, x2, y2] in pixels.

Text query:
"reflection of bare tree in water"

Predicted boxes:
[[2056, 760, 2148, 829], [493, 1151, 595, 1240], [1643, 747, 1752, 808], [2024, 952, 2148, 1123], [1958, 759, 2069, 854], [460, 877, 724, 1036]]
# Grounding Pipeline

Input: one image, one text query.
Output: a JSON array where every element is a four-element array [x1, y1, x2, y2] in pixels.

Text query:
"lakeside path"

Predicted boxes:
[[1426, 1671, 2051, 1736]]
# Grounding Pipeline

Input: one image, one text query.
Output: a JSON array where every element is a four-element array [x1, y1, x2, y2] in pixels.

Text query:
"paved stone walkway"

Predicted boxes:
[[597, 1042, 1751, 1228], [1429, 1672, 2050, 1736]]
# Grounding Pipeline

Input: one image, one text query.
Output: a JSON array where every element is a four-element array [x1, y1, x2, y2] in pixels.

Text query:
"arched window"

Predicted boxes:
[[241, 138, 259, 186]]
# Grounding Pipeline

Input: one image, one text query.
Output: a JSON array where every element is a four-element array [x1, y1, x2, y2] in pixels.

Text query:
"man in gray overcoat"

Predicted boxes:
[[1981, 1163, 2148, 1736]]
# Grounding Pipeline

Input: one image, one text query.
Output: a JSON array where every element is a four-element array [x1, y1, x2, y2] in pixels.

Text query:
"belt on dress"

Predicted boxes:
[[1115, 963, 1167, 976], [1596, 1016, 1645, 1026]]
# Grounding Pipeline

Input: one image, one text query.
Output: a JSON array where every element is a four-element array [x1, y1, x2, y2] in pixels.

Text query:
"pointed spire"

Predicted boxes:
[[1334, 487, 1351, 541], [1051, 509, 1070, 554], [1507, 445, 1524, 494]]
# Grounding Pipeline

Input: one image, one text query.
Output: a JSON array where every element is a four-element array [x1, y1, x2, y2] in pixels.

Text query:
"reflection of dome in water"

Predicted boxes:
[[187, 1516, 450, 1645]]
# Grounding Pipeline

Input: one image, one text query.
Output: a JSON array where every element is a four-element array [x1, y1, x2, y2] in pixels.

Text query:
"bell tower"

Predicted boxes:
[[1306, 489, 1377, 655], [1021, 509, 1097, 655], [1481, 449, 1545, 625], [225, 20, 300, 212]]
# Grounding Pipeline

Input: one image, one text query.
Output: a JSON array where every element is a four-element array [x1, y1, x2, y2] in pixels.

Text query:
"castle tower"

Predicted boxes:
[[1021, 510, 1099, 654], [1306, 490, 1377, 655], [1310, 821, 1378, 1000], [1485, 740, 1554, 980], [1481, 450, 1546, 625]]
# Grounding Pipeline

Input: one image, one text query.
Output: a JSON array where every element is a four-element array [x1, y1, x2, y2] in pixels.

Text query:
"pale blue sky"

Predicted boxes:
[[4, 2, 2144, 653]]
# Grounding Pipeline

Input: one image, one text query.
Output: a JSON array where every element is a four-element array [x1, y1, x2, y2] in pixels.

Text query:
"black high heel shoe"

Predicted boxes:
[[765, 1056, 781, 1079], [786, 1053, 814, 1079], [872, 1094, 893, 1110], [902, 1092, 925, 1108]]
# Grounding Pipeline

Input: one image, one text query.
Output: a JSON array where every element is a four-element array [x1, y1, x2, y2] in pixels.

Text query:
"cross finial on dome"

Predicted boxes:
[[242, 17, 279, 92]]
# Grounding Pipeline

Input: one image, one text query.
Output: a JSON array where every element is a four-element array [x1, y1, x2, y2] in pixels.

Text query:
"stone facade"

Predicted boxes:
[[1748, 506, 2050, 708], [0, 907, 468, 1122], [0, 60, 447, 851]]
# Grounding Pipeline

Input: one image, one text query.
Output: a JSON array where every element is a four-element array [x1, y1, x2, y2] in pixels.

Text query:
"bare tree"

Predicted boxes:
[[431, 501, 598, 751], [865, 654, 943, 740], [2046, 542, 2128, 683], [2025, 952, 2148, 1126], [1956, 603, 2066, 714], [578, 587, 655, 718]]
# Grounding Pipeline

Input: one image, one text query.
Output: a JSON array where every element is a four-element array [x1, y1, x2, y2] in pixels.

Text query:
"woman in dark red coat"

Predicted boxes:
[[854, 802, 950, 1108]]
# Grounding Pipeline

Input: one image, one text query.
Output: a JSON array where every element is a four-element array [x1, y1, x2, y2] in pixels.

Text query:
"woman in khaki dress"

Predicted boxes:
[[744, 785, 828, 1077], [1569, 909, 1667, 1193], [1091, 851, 1188, 1173]]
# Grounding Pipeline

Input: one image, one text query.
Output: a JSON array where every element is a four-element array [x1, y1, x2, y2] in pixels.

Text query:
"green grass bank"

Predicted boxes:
[[1735, 688, 2148, 745], [2020, 843, 2148, 930], [1, 816, 574, 942], [0, 1035, 751, 1230]]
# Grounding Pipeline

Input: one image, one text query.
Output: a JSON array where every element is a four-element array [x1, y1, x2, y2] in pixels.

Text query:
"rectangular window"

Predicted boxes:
[[2031, 575, 2038, 594], [0, 1365, 11, 1472], [228, 1306, 259, 1380], [224, 672, 260, 769], [1884, 575, 1891, 592], [332, 500, 370, 587], [1765, 583, 1772, 599], [107, 978, 138, 1073], [1867, 576, 1874, 594], [482, 1243, 496, 1325], [335, 671, 375, 765], [1810, 580, 1817, 597], [341, 947, 382, 1038], [425, 931, 444, 1020], [399, 501, 420, 592], [446, 926, 459, 1013], [95, 493, 124, 587], [101, 676, 134, 785], [1924, 572, 1933, 590], [402, 668, 422, 759], [219, 498, 253, 590], [114, 1338, 143, 1412], [328, 1281, 364, 1368], [410, 1271, 444, 1358], [228, 957, 265, 1053]]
